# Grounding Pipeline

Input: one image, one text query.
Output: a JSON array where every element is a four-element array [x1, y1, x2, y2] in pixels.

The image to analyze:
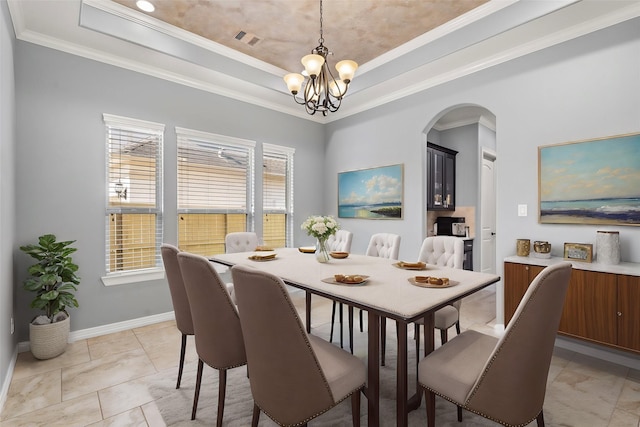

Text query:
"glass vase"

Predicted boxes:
[[315, 238, 330, 263]]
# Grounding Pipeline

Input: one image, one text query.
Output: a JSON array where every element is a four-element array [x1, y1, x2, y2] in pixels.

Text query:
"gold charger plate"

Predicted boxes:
[[330, 251, 349, 259], [393, 261, 429, 270], [255, 246, 274, 251], [321, 275, 370, 286], [298, 246, 316, 254], [408, 277, 458, 288], [248, 253, 277, 261]]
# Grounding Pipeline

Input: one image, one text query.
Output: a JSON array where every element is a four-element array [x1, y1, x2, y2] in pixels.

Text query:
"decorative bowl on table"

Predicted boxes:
[[533, 241, 551, 258], [330, 251, 349, 259]]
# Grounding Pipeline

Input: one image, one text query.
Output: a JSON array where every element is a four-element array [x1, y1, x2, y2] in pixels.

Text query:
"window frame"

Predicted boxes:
[[101, 113, 165, 286], [175, 127, 256, 256]]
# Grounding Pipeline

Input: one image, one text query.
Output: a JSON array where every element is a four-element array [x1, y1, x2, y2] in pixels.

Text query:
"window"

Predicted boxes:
[[103, 114, 164, 278], [262, 143, 294, 248], [176, 127, 255, 256]]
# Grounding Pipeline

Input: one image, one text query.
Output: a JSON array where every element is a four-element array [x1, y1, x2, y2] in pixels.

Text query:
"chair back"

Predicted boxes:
[[418, 236, 464, 269], [326, 229, 353, 252], [161, 244, 193, 335], [465, 262, 572, 424], [225, 232, 259, 253], [177, 252, 246, 369], [366, 233, 401, 259], [231, 265, 335, 425]]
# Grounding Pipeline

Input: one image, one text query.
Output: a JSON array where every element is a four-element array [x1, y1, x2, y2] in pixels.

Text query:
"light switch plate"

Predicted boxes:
[[518, 204, 528, 217]]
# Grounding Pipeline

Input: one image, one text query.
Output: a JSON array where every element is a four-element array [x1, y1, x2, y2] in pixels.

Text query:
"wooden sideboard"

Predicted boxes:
[[504, 256, 640, 354]]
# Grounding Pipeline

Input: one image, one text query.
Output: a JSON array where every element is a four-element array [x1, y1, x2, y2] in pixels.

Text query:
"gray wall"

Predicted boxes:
[[0, 0, 17, 403], [325, 18, 640, 322], [13, 42, 325, 341]]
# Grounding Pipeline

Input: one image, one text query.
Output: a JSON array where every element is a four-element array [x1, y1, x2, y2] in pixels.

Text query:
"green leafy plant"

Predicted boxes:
[[20, 234, 80, 321]]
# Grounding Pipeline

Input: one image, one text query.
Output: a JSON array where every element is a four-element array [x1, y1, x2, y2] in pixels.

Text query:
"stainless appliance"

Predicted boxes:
[[452, 222, 467, 237], [436, 216, 465, 236]]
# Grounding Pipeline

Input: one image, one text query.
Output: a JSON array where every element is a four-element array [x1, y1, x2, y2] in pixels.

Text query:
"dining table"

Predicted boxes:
[[211, 247, 500, 427]]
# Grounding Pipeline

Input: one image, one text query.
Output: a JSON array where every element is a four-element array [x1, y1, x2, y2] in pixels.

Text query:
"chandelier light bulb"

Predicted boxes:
[[335, 60, 358, 83], [301, 54, 325, 78], [284, 73, 305, 94], [329, 80, 347, 98]]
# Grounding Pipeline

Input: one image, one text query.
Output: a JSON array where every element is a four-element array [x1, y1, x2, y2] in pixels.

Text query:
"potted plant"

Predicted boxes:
[[20, 234, 80, 359]]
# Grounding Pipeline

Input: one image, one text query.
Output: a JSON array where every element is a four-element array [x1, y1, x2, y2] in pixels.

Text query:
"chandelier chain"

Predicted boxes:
[[318, 0, 324, 45]]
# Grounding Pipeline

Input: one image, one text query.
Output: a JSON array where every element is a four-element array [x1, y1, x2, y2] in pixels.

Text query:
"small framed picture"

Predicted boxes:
[[563, 243, 593, 263]]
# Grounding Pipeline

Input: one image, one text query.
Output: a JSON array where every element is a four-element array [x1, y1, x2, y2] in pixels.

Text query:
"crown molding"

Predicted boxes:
[[8, 0, 640, 124]]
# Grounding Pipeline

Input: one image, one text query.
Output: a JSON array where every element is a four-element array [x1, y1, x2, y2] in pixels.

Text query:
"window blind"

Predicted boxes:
[[103, 114, 164, 274], [176, 127, 255, 256], [263, 144, 294, 248]]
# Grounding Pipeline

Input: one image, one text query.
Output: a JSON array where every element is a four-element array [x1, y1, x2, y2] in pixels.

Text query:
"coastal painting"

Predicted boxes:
[[338, 164, 403, 219], [539, 132, 640, 226]]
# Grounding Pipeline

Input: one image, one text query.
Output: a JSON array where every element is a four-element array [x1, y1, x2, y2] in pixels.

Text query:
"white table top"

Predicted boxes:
[[212, 248, 500, 322]]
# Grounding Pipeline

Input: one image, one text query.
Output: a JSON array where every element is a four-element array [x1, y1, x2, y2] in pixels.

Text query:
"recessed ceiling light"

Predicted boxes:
[[136, 0, 155, 12]]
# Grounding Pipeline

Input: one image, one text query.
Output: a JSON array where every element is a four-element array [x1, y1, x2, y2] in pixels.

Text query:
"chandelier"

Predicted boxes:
[[283, 0, 358, 116]]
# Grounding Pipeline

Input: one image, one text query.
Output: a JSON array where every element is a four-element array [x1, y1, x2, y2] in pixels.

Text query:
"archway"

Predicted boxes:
[[422, 104, 497, 274]]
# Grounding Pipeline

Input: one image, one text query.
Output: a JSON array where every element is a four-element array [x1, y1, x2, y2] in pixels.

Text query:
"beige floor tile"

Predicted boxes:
[[88, 330, 143, 360], [0, 393, 102, 427], [87, 407, 148, 427], [140, 400, 167, 427], [132, 319, 176, 335], [617, 376, 640, 417], [98, 371, 166, 419], [608, 408, 640, 427], [134, 327, 199, 372], [62, 348, 157, 401], [0, 370, 61, 421], [12, 341, 90, 381]]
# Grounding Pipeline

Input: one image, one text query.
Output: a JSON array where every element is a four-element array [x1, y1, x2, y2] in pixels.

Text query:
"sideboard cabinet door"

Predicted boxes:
[[503, 262, 544, 325], [558, 269, 617, 346], [617, 275, 640, 352]]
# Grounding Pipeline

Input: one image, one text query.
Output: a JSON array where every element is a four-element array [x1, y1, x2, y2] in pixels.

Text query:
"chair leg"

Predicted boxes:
[[415, 324, 420, 377], [348, 305, 354, 354], [216, 369, 227, 427], [339, 302, 344, 348], [457, 405, 462, 422], [380, 317, 386, 366], [455, 321, 461, 335], [251, 402, 260, 427], [359, 309, 364, 332], [176, 333, 187, 389], [440, 328, 448, 344], [191, 359, 204, 420], [330, 301, 337, 343], [351, 390, 361, 427], [426, 388, 436, 427], [536, 411, 545, 427]]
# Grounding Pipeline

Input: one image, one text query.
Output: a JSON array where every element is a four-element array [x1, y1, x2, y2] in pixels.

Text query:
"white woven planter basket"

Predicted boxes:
[[29, 315, 70, 360]]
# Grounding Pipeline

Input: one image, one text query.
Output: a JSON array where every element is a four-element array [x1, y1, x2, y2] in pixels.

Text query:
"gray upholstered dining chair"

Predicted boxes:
[[225, 231, 259, 253], [418, 262, 572, 427], [326, 230, 354, 349], [365, 232, 401, 363], [415, 236, 465, 353], [177, 252, 247, 426], [231, 264, 366, 427], [160, 244, 194, 389]]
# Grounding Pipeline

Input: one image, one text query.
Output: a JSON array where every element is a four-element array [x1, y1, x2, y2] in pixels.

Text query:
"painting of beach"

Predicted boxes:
[[338, 164, 403, 219], [539, 132, 640, 225]]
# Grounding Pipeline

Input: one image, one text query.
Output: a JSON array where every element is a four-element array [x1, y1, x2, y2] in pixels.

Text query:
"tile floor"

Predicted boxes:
[[1, 285, 639, 426]]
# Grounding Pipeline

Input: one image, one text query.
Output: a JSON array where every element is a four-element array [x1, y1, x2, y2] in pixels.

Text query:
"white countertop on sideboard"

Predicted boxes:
[[504, 255, 640, 277]]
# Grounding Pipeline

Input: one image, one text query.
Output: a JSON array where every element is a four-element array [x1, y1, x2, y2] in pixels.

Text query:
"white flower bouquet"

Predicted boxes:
[[301, 215, 339, 241]]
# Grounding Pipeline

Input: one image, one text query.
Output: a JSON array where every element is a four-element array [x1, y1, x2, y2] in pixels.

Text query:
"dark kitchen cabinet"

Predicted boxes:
[[427, 143, 457, 211]]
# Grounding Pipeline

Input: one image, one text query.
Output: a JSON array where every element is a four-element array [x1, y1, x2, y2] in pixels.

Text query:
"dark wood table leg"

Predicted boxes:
[[366, 313, 380, 427], [348, 305, 354, 354], [305, 292, 311, 333], [396, 321, 409, 427]]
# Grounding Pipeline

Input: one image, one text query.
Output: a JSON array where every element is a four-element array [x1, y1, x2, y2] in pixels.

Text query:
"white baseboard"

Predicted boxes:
[[17, 311, 176, 354], [0, 348, 18, 417]]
